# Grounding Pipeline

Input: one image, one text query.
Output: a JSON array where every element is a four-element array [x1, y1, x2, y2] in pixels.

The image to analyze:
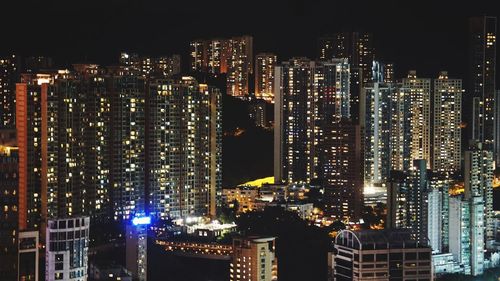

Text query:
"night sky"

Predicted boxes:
[[1, 0, 499, 80]]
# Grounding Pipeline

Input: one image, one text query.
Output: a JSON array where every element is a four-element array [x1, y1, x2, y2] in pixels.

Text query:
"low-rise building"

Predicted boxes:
[[329, 229, 433, 280], [432, 252, 464, 275], [230, 237, 278, 281], [46, 217, 90, 281]]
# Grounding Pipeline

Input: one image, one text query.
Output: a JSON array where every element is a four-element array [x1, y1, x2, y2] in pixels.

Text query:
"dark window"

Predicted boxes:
[[419, 252, 430, 260], [362, 254, 374, 262], [405, 252, 417, 260], [376, 253, 388, 261], [58, 221, 66, 229], [390, 253, 402, 260]]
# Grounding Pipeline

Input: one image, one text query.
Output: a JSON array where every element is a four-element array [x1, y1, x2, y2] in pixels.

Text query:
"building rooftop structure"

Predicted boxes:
[[335, 229, 429, 250]]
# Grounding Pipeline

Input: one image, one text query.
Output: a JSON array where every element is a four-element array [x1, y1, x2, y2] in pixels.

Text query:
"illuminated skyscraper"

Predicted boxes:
[[275, 58, 316, 184], [468, 16, 497, 163], [255, 53, 277, 102], [0, 140, 19, 281], [320, 119, 363, 220], [17, 70, 112, 234], [432, 71, 462, 173], [449, 194, 485, 276], [227, 35, 253, 97], [190, 40, 207, 72], [361, 82, 393, 184], [154, 55, 181, 77], [44, 75, 91, 220], [384, 63, 394, 84], [464, 141, 494, 247], [448, 196, 472, 275], [429, 173, 451, 253], [109, 75, 147, 220], [275, 58, 360, 219], [407, 159, 429, 245], [16, 75, 49, 232], [402, 71, 432, 168], [275, 58, 350, 184], [0, 55, 19, 129], [148, 77, 222, 219], [318, 32, 375, 122], [389, 84, 411, 172], [119, 52, 181, 78], [206, 39, 226, 74], [190, 36, 252, 97], [79, 69, 112, 221]]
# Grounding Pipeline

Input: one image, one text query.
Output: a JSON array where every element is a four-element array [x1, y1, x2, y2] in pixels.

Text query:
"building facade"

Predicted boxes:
[[432, 71, 462, 173], [0, 142, 19, 281], [0, 55, 19, 129], [330, 229, 433, 281], [402, 71, 432, 168], [230, 237, 278, 281], [46, 217, 90, 281], [274, 58, 350, 184], [464, 142, 494, 245], [468, 16, 497, 163], [148, 77, 222, 219], [255, 53, 277, 102]]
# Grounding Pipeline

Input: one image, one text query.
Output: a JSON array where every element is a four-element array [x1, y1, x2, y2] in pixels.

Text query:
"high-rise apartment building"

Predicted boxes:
[[119, 52, 181, 78], [255, 53, 277, 102], [402, 71, 432, 168], [318, 32, 375, 122], [46, 217, 90, 281], [148, 77, 222, 219], [432, 71, 462, 173], [386, 171, 407, 229], [389, 84, 411, 172], [109, 75, 147, 220], [190, 40, 207, 72], [361, 82, 393, 184], [464, 141, 494, 246], [0, 55, 19, 129], [227, 36, 253, 97], [429, 173, 451, 253], [449, 195, 485, 276], [468, 16, 497, 163], [17, 65, 223, 224], [16, 75, 50, 232], [469, 196, 485, 276], [79, 71, 111, 221], [0, 140, 19, 281], [190, 36, 253, 97], [275, 58, 363, 219], [320, 119, 363, 220], [230, 237, 278, 281], [274, 58, 350, 184], [17, 70, 114, 231], [407, 160, 429, 245], [448, 196, 472, 275], [427, 187, 443, 253]]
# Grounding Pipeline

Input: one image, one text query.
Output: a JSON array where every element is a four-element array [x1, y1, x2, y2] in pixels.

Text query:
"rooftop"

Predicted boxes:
[[335, 229, 430, 250]]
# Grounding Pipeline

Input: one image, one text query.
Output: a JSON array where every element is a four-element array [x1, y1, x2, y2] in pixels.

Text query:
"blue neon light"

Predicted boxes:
[[132, 216, 151, 226]]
